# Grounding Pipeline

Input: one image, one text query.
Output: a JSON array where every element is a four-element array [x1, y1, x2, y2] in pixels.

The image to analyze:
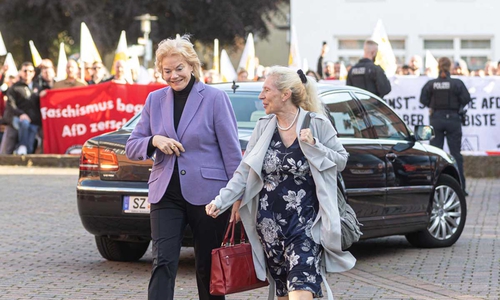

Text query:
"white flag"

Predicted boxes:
[[56, 43, 68, 81], [112, 31, 129, 75], [220, 49, 237, 82], [0, 31, 7, 56], [425, 50, 438, 78], [288, 25, 301, 70], [370, 19, 397, 77], [238, 33, 255, 80], [80, 22, 102, 64], [3, 53, 18, 77]]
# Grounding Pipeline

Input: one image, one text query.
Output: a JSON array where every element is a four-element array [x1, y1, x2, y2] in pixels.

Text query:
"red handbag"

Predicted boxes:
[[209, 221, 269, 295]]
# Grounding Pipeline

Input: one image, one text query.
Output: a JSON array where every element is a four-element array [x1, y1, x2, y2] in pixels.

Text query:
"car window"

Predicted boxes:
[[321, 92, 368, 138], [355, 92, 410, 140], [124, 92, 264, 130], [227, 93, 264, 129]]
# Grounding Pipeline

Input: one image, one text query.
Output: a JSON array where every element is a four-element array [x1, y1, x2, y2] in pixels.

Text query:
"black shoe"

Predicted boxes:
[[463, 189, 469, 197]]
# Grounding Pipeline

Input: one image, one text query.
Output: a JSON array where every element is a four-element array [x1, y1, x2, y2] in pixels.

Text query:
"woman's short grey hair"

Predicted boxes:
[[155, 34, 201, 81]]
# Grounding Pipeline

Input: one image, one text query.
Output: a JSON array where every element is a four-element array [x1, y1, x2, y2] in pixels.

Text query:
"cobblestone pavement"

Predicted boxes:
[[0, 166, 498, 299]]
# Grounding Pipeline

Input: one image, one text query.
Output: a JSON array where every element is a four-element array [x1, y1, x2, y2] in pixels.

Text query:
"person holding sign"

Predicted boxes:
[[420, 57, 471, 195]]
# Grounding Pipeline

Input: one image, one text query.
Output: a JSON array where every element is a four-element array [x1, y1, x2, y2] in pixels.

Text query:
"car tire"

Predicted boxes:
[[405, 174, 467, 248], [95, 236, 150, 262]]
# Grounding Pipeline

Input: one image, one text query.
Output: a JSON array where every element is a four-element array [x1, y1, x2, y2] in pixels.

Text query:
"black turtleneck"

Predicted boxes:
[[147, 75, 196, 156], [173, 75, 195, 130]]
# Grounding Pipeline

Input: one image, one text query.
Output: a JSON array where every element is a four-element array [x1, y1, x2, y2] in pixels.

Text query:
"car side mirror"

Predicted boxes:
[[414, 125, 434, 141]]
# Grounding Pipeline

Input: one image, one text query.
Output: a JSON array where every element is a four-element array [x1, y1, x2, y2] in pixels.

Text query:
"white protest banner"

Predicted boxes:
[[322, 76, 500, 152]]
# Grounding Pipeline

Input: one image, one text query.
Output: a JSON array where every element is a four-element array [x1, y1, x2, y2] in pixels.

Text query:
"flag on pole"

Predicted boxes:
[[238, 33, 255, 80], [56, 42, 68, 81], [213, 39, 219, 74], [425, 50, 438, 78], [29, 40, 43, 67], [111, 31, 128, 75], [220, 49, 236, 82], [339, 61, 348, 80], [80, 22, 102, 64], [302, 58, 309, 73], [288, 25, 301, 70], [370, 20, 397, 77], [0, 31, 7, 56], [3, 53, 18, 77]]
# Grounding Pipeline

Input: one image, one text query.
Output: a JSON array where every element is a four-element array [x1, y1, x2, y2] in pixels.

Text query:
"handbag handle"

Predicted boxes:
[[222, 221, 246, 246]]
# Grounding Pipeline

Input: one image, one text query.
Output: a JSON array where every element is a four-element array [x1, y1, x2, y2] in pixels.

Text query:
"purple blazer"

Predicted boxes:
[[125, 81, 242, 205]]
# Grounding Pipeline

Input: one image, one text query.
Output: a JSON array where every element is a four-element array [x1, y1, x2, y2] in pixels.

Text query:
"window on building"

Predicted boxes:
[[461, 40, 490, 49], [424, 40, 454, 49]]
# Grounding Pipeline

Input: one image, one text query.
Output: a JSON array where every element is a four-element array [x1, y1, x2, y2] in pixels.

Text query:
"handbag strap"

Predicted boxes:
[[301, 111, 312, 130], [222, 221, 246, 246]]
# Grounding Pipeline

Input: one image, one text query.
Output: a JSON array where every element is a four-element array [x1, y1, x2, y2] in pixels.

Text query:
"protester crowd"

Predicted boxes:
[[1, 41, 496, 156], [0, 57, 170, 155]]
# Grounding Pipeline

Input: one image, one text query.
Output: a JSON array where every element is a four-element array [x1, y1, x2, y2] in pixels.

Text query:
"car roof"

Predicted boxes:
[[210, 81, 370, 96]]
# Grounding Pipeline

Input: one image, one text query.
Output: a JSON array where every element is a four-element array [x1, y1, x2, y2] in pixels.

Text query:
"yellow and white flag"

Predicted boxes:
[[425, 50, 438, 78], [56, 42, 68, 81], [213, 39, 219, 74], [220, 49, 237, 82], [339, 61, 348, 80], [238, 33, 255, 80], [0, 31, 7, 56], [370, 19, 397, 77], [29, 40, 43, 67], [111, 30, 128, 75], [80, 22, 102, 64], [288, 25, 301, 70], [3, 53, 18, 77]]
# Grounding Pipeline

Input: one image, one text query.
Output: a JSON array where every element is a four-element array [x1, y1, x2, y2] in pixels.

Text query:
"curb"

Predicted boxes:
[[0, 154, 79, 168], [0, 154, 498, 178]]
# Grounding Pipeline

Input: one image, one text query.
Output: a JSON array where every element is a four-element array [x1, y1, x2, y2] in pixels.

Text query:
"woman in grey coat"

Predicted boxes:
[[206, 66, 356, 300]]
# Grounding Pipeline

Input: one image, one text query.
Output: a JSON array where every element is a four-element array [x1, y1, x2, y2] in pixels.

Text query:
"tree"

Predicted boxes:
[[0, 0, 286, 66]]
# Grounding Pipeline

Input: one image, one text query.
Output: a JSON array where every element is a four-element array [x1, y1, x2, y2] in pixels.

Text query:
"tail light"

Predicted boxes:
[[80, 143, 119, 172]]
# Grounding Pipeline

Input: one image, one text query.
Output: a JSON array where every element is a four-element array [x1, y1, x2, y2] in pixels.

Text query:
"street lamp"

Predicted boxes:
[[135, 13, 158, 68]]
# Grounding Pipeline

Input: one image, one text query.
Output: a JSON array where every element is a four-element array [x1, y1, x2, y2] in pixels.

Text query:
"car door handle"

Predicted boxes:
[[386, 153, 397, 162]]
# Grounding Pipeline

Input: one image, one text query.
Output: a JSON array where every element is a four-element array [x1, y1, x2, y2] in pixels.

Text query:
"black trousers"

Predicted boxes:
[[148, 171, 229, 300], [430, 111, 466, 188]]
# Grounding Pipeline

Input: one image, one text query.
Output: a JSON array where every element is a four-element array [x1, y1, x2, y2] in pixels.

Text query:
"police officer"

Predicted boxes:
[[346, 39, 391, 98], [420, 57, 471, 195]]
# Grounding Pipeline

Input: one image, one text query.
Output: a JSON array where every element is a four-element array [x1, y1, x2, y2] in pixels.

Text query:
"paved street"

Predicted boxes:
[[0, 166, 498, 299]]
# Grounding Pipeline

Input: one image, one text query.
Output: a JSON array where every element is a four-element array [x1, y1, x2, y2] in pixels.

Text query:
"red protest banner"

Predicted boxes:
[[40, 82, 165, 154]]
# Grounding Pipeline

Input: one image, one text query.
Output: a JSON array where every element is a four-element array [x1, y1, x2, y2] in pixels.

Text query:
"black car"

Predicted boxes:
[[77, 82, 467, 261]]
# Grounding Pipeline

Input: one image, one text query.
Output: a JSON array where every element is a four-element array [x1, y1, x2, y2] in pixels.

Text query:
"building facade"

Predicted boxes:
[[291, 0, 498, 72]]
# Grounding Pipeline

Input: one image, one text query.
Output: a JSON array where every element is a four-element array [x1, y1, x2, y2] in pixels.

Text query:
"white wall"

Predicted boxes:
[[291, 0, 500, 71]]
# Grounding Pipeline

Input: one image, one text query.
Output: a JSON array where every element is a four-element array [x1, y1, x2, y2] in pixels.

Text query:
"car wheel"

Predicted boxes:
[[405, 174, 467, 248], [95, 236, 150, 262]]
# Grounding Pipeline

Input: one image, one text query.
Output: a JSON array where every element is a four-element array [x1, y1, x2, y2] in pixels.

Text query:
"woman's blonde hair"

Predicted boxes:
[[266, 66, 324, 114], [155, 34, 201, 81]]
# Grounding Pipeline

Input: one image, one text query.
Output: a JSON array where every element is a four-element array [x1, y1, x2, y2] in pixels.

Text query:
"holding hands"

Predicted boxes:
[[205, 202, 220, 218], [153, 135, 185, 157]]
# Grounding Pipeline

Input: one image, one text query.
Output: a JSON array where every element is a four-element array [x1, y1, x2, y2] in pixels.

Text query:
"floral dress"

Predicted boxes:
[[256, 128, 323, 298]]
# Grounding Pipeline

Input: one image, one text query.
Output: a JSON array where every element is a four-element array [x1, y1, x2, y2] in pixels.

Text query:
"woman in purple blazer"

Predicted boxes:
[[125, 35, 241, 300]]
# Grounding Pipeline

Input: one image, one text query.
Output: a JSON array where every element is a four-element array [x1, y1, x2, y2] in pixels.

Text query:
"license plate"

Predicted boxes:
[[123, 196, 150, 214]]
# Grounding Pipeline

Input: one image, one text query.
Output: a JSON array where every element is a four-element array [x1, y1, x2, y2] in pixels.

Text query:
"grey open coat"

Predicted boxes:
[[211, 108, 356, 299]]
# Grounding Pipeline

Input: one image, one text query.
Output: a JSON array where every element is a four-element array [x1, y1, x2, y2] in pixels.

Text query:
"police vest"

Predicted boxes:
[[349, 64, 377, 95], [430, 79, 460, 110]]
